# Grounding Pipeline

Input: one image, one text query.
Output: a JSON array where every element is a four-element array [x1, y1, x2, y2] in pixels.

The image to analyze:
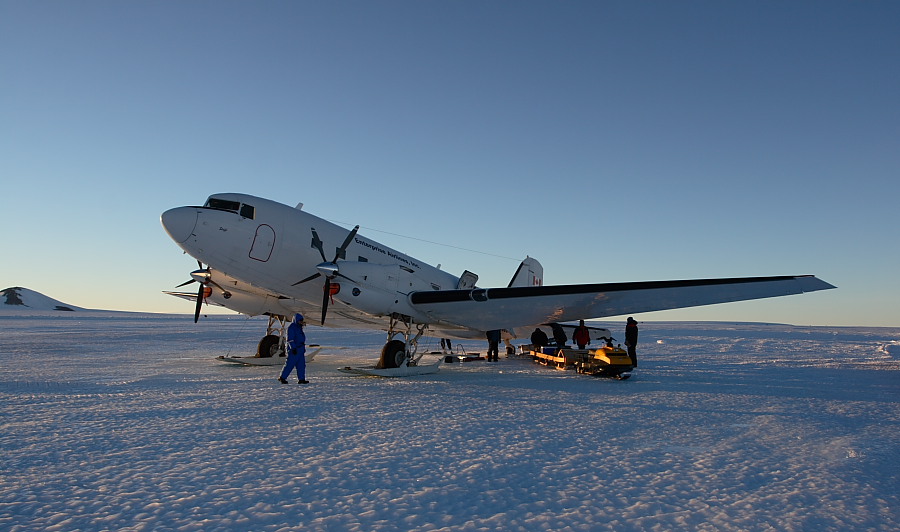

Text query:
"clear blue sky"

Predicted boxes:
[[2, 1, 897, 326]]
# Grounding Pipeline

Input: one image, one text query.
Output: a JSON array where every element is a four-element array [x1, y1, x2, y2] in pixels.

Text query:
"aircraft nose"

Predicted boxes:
[[160, 207, 198, 243]]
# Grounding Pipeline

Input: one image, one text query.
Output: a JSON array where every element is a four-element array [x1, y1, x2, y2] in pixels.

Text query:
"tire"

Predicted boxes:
[[257, 334, 281, 358], [377, 340, 407, 369]]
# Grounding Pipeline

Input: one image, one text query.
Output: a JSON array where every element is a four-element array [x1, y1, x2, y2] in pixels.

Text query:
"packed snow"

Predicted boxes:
[[2, 313, 899, 531]]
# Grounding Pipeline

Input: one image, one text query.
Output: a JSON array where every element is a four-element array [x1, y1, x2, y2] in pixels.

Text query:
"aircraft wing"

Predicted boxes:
[[164, 291, 201, 302], [409, 275, 835, 331], [162, 291, 225, 308]]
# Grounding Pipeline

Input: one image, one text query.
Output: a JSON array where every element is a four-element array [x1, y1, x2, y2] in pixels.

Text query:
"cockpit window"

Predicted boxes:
[[205, 198, 241, 212], [203, 198, 255, 220]]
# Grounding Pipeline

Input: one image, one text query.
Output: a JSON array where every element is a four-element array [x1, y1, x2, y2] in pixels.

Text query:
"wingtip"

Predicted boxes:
[[796, 275, 837, 292]]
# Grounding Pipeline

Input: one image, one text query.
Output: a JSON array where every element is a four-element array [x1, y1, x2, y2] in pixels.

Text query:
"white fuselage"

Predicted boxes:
[[161, 193, 465, 329]]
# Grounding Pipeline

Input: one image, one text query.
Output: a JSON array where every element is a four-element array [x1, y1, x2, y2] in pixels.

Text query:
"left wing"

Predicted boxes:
[[162, 291, 223, 306], [410, 275, 835, 331]]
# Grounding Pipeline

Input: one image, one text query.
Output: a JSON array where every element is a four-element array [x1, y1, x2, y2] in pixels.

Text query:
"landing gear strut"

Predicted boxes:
[[376, 313, 428, 369]]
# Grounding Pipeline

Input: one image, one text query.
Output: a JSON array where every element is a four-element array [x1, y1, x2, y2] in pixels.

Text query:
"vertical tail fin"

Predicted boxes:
[[508, 257, 543, 287]]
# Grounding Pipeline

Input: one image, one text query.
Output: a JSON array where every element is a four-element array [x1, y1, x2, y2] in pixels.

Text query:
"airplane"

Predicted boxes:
[[161, 192, 835, 372]]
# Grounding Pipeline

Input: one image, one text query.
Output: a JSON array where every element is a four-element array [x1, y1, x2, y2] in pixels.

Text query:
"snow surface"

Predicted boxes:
[[2, 314, 899, 531]]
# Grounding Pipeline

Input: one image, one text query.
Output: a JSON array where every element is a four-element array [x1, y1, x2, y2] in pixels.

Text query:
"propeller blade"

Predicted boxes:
[[292, 272, 322, 286], [320, 278, 331, 325], [206, 278, 226, 292], [194, 283, 204, 323], [332, 225, 360, 263], [310, 228, 327, 262], [334, 271, 357, 283], [175, 279, 196, 288]]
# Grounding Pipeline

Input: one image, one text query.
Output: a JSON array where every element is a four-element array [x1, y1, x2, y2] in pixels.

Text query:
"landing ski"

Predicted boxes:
[[338, 361, 441, 377]]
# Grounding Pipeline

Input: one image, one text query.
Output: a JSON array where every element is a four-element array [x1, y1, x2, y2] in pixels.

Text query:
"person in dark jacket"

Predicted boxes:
[[573, 320, 591, 350], [530, 328, 549, 350], [625, 317, 639, 368], [486, 329, 501, 362], [279, 313, 308, 384], [550, 323, 568, 352]]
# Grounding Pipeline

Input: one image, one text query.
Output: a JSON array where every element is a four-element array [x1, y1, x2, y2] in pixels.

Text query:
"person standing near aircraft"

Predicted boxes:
[[550, 323, 568, 352], [279, 313, 309, 384], [625, 317, 639, 368], [486, 329, 501, 362], [530, 328, 549, 350], [573, 320, 591, 350]]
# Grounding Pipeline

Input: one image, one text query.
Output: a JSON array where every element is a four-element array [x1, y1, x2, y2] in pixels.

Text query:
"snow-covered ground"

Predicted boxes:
[[2, 314, 899, 531]]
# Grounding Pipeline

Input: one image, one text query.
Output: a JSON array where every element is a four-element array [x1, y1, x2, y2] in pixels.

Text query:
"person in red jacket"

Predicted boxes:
[[573, 320, 591, 350]]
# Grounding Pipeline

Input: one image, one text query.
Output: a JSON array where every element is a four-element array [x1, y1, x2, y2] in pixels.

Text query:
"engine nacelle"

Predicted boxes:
[[331, 261, 433, 321], [205, 288, 270, 316]]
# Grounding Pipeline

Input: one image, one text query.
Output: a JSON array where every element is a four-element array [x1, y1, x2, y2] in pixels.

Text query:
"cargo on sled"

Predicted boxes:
[[527, 344, 633, 380]]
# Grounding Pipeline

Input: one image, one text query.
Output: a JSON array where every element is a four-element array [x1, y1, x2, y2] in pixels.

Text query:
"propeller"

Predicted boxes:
[[293, 225, 359, 325], [291, 228, 328, 286], [176, 260, 205, 287], [174, 261, 223, 323], [193, 282, 205, 323]]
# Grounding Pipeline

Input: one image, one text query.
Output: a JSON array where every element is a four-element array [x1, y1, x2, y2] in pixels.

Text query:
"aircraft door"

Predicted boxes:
[[249, 224, 276, 262]]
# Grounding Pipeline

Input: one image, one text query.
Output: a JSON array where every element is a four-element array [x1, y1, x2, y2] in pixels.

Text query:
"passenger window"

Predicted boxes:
[[240, 204, 255, 219]]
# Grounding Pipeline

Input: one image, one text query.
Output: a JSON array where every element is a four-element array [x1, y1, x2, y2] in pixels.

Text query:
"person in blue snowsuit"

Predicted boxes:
[[279, 313, 308, 384]]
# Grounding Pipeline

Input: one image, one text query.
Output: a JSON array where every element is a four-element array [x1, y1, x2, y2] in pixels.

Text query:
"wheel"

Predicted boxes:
[[257, 334, 281, 357], [377, 340, 407, 369]]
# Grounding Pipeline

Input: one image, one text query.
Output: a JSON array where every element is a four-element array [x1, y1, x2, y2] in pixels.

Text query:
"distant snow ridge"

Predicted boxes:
[[1, 287, 84, 311], [878, 341, 900, 359]]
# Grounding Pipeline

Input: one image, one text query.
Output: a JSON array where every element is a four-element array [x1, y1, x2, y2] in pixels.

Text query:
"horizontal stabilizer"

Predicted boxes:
[[552, 323, 614, 342]]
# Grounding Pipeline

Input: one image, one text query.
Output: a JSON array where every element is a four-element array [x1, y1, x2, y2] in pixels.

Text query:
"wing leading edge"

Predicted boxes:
[[409, 275, 835, 331]]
